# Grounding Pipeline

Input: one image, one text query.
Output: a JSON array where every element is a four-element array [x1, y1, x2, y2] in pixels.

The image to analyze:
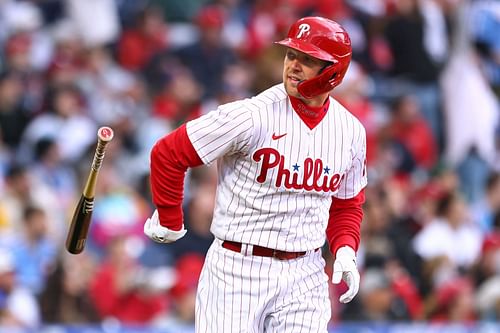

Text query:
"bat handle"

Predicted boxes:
[[82, 127, 114, 198], [91, 140, 110, 172], [92, 126, 114, 172]]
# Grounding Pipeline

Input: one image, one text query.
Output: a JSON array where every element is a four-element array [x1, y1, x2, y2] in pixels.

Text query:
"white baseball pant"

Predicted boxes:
[[195, 239, 331, 332]]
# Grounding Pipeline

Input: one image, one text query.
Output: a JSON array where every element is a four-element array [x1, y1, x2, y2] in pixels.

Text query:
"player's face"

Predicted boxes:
[[283, 48, 328, 103]]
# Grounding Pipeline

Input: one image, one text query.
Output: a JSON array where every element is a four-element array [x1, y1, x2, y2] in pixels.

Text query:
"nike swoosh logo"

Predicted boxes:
[[272, 133, 287, 140]]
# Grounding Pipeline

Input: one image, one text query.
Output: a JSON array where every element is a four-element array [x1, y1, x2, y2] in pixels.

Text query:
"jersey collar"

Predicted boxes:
[[289, 95, 330, 130]]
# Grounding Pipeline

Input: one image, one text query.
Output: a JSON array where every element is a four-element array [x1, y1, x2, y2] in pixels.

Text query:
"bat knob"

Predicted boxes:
[[98, 126, 114, 142]]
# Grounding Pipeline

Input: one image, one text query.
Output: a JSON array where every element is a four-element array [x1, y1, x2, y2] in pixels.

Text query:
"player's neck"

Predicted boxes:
[[289, 95, 330, 130], [289, 95, 330, 114]]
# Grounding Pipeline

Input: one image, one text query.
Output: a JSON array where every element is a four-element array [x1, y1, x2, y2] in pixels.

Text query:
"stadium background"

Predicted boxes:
[[0, 0, 499, 332]]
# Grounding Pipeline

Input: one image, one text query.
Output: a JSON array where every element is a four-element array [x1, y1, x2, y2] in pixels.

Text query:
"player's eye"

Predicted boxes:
[[303, 56, 314, 66], [286, 50, 296, 60]]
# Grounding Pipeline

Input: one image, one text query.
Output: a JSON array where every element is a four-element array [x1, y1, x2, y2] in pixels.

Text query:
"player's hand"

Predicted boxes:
[[331, 246, 360, 303], [143, 210, 187, 243]]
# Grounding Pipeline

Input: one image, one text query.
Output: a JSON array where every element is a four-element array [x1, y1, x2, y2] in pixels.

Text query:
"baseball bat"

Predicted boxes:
[[65, 126, 114, 254]]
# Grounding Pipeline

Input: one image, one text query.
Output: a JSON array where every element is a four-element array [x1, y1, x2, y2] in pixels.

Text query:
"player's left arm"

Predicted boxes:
[[327, 122, 367, 303]]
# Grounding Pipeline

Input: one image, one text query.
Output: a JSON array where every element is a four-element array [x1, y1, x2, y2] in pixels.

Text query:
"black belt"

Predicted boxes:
[[222, 240, 317, 260]]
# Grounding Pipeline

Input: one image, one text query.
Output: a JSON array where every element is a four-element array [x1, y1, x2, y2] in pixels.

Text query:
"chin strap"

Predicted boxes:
[[297, 61, 343, 99]]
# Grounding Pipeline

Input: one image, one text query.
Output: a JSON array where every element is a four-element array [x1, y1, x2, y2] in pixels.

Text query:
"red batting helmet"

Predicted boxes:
[[275, 16, 352, 99]]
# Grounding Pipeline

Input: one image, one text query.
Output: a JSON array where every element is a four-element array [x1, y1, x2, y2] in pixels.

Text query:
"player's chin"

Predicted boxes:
[[284, 82, 301, 98]]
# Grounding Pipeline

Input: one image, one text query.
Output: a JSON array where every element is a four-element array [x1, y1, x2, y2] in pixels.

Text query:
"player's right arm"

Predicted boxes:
[[145, 123, 203, 243], [146, 103, 254, 242]]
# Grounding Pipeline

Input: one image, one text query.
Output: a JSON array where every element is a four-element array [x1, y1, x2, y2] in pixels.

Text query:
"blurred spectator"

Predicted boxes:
[[472, 172, 500, 233], [0, 1, 51, 71], [332, 61, 380, 166], [383, 0, 449, 152], [65, 0, 120, 48], [166, 253, 205, 326], [475, 274, 500, 321], [216, 0, 249, 52], [385, 93, 438, 176], [34, 0, 66, 26], [244, 0, 298, 60], [175, 5, 237, 99], [77, 45, 142, 126], [475, 225, 500, 320], [252, 37, 286, 94], [117, 5, 168, 72], [387, 261, 424, 320], [132, 116, 174, 184], [0, 71, 31, 153], [0, 163, 61, 240], [474, 221, 500, 281], [45, 19, 84, 89], [89, 235, 173, 324], [342, 268, 412, 321], [217, 60, 254, 103], [39, 252, 100, 324], [31, 137, 78, 213], [2, 31, 46, 113], [168, 177, 216, 260], [6, 206, 58, 295], [87, 163, 150, 255], [407, 168, 460, 230], [413, 191, 483, 276], [470, 0, 500, 98], [151, 0, 209, 22], [199, 59, 255, 116], [0, 247, 40, 329], [19, 84, 97, 164], [425, 277, 476, 322], [150, 63, 203, 125], [360, 186, 422, 278], [441, 2, 499, 203]]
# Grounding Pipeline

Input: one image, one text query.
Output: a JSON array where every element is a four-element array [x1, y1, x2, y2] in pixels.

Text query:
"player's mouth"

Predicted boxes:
[[287, 75, 302, 86]]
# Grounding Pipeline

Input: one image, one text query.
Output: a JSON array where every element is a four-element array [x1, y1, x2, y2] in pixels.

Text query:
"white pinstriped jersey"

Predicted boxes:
[[186, 83, 367, 252]]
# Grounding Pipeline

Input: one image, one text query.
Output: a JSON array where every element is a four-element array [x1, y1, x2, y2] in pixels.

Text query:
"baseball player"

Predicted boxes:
[[144, 16, 367, 332]]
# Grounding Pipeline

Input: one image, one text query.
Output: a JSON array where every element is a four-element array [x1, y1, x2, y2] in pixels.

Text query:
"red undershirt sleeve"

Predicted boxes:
[[150, 124, 204, 231], [326, 189, 365, 255]]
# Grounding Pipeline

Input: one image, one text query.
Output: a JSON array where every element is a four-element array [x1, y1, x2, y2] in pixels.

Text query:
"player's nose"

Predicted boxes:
[[289, 58, 302, 71]]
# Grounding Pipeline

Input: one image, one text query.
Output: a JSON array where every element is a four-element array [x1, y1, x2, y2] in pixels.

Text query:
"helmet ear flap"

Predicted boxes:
[[297, 62, 344, 99]]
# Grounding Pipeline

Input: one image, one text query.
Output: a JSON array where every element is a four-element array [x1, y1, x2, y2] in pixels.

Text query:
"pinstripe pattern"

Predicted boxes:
[[196, 240, 331, 333], [186, 84, 367, 252], [187, 83, 366, 332]]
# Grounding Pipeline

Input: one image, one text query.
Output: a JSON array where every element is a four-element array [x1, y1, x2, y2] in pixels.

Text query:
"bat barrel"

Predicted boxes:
[[65, 196, 94, 254]]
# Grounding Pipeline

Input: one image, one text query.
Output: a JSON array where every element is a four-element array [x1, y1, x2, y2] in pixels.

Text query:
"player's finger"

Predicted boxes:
[[331, 261, 343, 284], [152, 209, 159, 226], [340, 286, 358, 303], [339, 291, 353, 304], [339, 272, 359, 303], [144, 218, 151, 236]]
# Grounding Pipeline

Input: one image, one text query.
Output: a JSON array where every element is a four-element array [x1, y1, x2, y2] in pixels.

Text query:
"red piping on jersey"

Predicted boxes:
[[150, 124, 203, 230], [289, 95, 330, 129], [326, 189, 365, 255]]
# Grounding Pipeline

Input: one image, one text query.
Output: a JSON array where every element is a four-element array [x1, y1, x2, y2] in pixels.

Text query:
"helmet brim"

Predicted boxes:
[[275, 38, 335, 62]]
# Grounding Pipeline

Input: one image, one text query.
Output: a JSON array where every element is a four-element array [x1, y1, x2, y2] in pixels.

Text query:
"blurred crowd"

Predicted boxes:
[[0, 0, 499, 330]]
